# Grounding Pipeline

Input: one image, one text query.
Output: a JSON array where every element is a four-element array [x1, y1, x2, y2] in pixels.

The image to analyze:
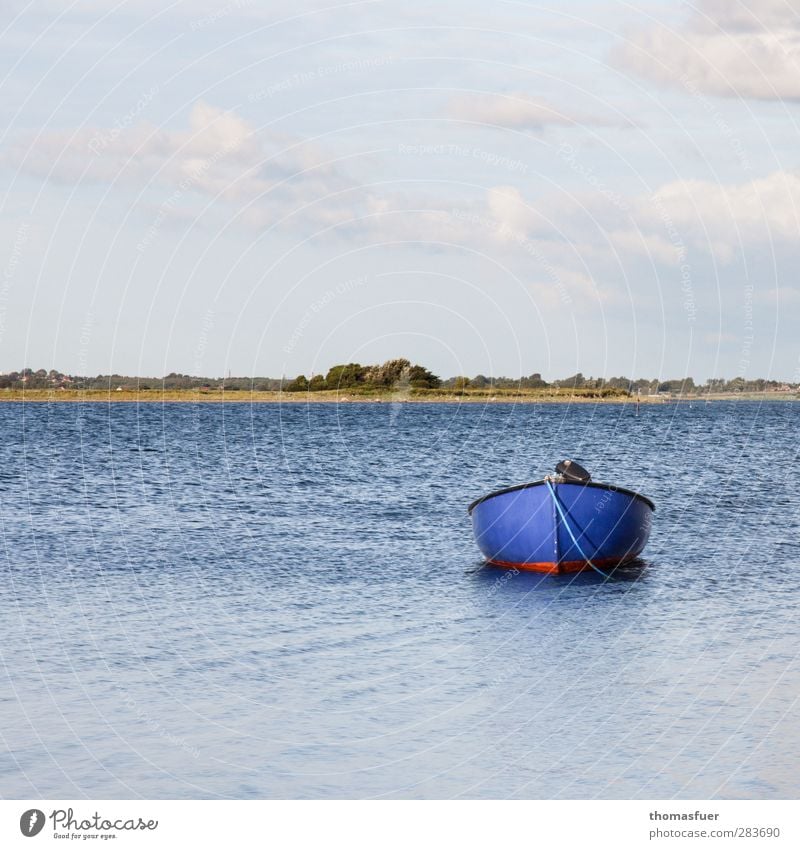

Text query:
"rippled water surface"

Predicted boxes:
[[1, 400, 798, 799]]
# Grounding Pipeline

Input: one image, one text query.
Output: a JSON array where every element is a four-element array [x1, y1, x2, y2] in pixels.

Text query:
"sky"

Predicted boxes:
[[1, 0, 799, 381]]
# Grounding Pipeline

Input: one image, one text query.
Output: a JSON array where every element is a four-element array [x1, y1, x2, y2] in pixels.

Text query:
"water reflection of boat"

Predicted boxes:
[[468, 460, 655, 574]]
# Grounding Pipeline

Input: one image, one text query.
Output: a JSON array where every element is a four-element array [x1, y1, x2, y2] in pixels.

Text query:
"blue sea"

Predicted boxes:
[[1, 399, 798, 799]]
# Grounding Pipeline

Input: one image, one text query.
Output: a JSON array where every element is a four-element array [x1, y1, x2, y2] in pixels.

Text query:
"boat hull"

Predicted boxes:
[[469, 481, 654, 573]]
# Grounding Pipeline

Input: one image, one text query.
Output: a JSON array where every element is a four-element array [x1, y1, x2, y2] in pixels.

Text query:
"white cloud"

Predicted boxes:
[[754, 285, 800, 303], [697, 0, 799, 32], [447, 92, 610, 130], [616, 0, 800, 99], [642, 169, 800, 258], [5, 102, 257, 187], [608, 229, 680, 265], [340, 165, 800, 285], [2, 101, 348, 224], [436, 165, 800, 314], [486, 185, 548, 235], [7, 99, 800, 299]]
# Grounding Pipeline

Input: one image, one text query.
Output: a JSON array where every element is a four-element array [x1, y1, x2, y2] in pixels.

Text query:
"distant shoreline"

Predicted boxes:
[[1, 389, 797, 404]]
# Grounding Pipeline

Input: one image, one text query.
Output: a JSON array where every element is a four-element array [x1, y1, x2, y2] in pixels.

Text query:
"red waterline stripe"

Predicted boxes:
[[487, 556, 634, 574]]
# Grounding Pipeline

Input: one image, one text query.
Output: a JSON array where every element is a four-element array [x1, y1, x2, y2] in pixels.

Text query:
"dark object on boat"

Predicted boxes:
[[555, 459, 591, 483], [468, 460, 654, 574]]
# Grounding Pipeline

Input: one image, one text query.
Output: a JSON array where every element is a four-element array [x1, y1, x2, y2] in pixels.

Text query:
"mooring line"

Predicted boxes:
[[544, 478, 610, 579]]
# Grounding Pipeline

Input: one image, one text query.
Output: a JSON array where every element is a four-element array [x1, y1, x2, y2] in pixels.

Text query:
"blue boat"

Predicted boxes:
[[468, 460, 655, 574]]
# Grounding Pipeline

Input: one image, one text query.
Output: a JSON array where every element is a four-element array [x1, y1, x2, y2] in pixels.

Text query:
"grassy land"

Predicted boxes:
[[1, 387, 797, 403]]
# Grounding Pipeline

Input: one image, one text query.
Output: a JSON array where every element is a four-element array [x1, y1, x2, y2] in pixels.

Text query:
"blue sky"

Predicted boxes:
[[1, 0, 799, 380]]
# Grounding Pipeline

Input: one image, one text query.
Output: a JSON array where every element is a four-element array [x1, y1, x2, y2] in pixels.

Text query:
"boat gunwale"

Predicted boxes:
[[467, 479, 656, 514]]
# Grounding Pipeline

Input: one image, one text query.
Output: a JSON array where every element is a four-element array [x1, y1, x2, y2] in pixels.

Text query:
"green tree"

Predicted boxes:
[[606, 376, 633, 391], [325, 363, 364, 388], [363, 358, 412, 388], [556, 372, 585, 389], [408, 364, 441, 388], [520, 373, 547, 389], [286, 374, 309, 392]]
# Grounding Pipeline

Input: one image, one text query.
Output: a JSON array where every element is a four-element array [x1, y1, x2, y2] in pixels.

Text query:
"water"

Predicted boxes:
[[1, 399, 798, 799]]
